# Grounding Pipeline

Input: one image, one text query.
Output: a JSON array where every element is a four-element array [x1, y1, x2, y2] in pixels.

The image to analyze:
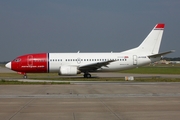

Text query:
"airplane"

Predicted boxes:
[[5, 23, 174, 78]]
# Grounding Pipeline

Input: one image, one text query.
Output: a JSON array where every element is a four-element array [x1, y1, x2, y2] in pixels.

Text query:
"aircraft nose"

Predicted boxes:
[[5, 62, 11, 69]]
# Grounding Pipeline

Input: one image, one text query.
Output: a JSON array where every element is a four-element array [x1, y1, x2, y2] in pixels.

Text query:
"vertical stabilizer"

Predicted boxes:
[[137, 23, 165, 55]]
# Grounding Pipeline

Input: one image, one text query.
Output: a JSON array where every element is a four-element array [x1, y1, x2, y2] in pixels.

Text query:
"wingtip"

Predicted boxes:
[[170, 50, 175, 53]]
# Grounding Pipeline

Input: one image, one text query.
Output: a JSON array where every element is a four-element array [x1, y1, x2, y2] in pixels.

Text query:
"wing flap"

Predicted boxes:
[[79, 60, 115, 72]]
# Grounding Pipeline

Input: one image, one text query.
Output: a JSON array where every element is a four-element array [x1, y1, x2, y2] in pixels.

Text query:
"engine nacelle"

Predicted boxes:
[[59, 66, 80, 76]]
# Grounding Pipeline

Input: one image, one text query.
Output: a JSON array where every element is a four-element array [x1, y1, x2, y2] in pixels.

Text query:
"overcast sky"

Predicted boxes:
[[0, 0, 180, 61]]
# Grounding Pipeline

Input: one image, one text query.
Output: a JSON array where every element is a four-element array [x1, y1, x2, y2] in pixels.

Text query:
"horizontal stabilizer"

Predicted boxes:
[[148, 50, 175, 58]]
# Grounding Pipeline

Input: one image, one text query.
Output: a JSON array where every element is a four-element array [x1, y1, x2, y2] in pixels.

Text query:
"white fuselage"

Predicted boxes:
[[48, 52, 156, 72]]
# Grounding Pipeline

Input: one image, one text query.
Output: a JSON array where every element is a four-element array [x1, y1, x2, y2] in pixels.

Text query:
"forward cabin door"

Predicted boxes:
[[133, 55, 137, 65], [27, 55, 33, 66]]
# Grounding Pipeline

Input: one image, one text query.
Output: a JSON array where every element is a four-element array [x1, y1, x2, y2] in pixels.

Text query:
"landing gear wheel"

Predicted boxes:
[[84, 73, 91, 78], [23, 75, 27, 79], [86, 74, 91, 78]]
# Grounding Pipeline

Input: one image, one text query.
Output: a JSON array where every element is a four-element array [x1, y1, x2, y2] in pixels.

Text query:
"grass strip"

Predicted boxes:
[[0, 79, 70, 85], [121, 66, 180, 74], [1, 77, 180, 85]]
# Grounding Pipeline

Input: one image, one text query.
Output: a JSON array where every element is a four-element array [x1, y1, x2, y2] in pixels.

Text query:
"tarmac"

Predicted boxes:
[[1, 66, 180, 120]]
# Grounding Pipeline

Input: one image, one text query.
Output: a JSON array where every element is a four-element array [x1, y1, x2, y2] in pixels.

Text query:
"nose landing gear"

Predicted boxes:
[[23, 74, 27, 79], [17, 72, 27, 79]]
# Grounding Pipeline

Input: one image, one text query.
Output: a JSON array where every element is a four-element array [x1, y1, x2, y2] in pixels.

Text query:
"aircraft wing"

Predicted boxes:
[[79, 60, 115, 72], [148, 50, 175, 58]]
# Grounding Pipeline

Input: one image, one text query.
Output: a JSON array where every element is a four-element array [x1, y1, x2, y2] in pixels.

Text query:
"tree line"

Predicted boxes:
[[163, 57, 180, 61]]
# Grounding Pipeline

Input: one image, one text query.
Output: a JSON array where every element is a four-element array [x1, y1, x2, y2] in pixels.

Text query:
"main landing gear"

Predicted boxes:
[[83, 72, 91, 78]]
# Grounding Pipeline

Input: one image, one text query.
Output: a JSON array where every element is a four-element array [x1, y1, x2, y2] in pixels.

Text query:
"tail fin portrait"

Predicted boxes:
[[137, 23, 165, 55]]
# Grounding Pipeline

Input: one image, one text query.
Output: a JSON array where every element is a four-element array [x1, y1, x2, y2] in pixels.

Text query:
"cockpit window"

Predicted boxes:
[[14, 58, 21, 62]]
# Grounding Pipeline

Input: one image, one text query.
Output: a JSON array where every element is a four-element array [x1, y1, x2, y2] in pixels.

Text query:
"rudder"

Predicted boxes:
[[137, 23, 165, 55]]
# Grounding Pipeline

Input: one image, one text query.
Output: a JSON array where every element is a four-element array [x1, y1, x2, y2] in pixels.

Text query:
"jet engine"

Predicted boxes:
[[59, 66, 80, 75]]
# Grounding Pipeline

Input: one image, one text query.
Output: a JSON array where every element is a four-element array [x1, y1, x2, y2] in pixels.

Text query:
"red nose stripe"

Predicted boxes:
[[11, 53, 48, 73]]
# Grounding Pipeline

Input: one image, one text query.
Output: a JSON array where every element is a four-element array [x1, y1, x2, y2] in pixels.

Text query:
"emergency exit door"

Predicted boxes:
[[133, 55, 137, 65]]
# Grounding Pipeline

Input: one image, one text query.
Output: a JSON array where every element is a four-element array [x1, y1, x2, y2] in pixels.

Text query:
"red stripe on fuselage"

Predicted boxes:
[[11, 53, 48, 73]]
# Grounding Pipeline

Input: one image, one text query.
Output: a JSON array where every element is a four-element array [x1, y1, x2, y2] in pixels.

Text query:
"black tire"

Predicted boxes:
[[84, 73, 91, 78], [23, 75, 27, 79], [86, 74, 91, 78]]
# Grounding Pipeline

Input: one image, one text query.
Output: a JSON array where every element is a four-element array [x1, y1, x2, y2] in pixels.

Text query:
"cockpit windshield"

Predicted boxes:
[[13, 58, 21, 62]]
